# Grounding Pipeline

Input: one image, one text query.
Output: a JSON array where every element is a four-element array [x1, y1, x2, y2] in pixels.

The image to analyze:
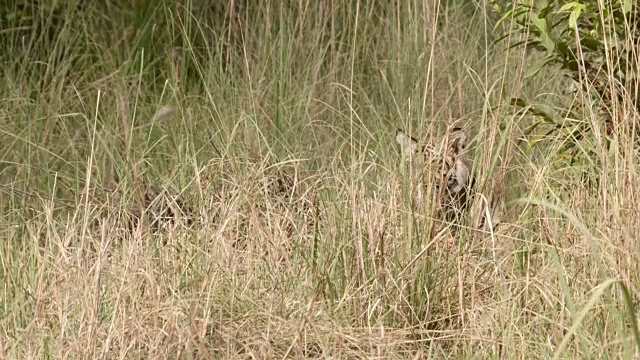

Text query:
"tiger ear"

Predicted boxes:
[[395, 129, 419, 157], [448, 127, 468, 155]]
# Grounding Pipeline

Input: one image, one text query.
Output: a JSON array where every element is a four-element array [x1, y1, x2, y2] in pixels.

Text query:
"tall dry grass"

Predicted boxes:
[[1, 0, 639, 358]]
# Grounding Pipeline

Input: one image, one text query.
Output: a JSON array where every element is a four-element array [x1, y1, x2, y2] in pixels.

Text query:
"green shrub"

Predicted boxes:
[[492, 0, 639, 154]]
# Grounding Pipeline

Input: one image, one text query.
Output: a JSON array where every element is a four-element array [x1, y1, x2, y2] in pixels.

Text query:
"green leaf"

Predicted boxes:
[[581, 38, 601, 51], [559, 2, 586, 30], [522, 120, 544, 137], [530, 15, 556, 55], [494, 8, 517, 30], [558, 2, 584, 13], [525, 57, 554, 79], [529, 103, 557, 124], [495, 5, 533, 30], [569, 11, 578, 30], [508, 39, 540, 51]]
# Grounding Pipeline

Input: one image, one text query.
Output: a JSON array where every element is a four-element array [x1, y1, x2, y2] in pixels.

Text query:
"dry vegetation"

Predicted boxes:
[[1, 1, 639, 358]]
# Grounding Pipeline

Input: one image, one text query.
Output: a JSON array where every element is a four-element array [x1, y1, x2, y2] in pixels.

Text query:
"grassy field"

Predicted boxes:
[[1, 1, 639, 358]]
